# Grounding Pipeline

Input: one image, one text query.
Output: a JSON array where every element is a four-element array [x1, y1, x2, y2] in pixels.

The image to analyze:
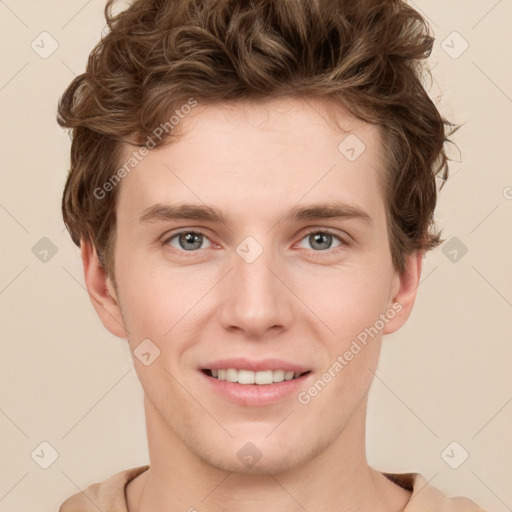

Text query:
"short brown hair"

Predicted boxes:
[[57, 0, 460, 279]]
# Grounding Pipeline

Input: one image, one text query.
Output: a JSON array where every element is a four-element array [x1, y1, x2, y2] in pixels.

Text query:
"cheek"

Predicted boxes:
[[306, 268, 389, 392], [116, 239, 392, 352], [113, 258, 165, 341], [307, 265, 391, 342], [116, 260, 213, 347]]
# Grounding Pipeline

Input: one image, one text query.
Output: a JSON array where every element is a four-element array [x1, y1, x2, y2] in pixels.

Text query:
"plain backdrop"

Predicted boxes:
[[0, 1, 511, 511]]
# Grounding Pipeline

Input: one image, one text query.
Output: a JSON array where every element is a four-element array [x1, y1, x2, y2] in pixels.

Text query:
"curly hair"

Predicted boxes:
[[57, 0, 460, 279]]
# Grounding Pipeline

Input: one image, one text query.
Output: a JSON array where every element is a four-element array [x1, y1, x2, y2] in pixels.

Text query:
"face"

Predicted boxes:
[[89, 97, 419, 475]]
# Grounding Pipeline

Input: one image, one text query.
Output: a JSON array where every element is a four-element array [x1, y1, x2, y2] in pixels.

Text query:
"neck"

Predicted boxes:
[[126, 396, 411, 512]]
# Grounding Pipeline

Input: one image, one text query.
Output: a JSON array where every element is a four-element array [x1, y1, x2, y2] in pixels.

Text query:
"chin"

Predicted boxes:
[[203, 447, 307, 476], [185, 427, 317, 476]]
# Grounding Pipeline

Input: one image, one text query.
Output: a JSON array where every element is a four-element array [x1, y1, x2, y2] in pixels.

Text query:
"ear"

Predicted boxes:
[[80, 238, 127, 338], [382, 250, 424, 335]]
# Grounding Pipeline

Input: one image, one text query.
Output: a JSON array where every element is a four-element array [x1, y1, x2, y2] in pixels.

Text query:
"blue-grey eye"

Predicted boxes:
[[299, 231, 343, 251], [167, 231, 212, 251]]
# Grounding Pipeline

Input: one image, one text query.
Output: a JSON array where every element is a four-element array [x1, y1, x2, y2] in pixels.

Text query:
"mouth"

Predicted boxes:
[[201, 368, 312, 385], [199, 362, 314, 406]]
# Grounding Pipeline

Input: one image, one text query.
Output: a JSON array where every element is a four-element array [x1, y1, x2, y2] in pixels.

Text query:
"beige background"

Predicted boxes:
[[1, 1, 511, 510]]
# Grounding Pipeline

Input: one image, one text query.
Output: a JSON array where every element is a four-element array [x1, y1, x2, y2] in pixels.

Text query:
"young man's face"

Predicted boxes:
[[86, 97, 421, 474]]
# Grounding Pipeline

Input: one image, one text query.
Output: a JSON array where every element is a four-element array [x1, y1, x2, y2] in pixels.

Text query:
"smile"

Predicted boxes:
[[203, 368, 310, 385]]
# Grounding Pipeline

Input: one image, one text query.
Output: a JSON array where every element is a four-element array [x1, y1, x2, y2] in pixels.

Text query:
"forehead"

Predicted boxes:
[[116, 97, 386, 225]]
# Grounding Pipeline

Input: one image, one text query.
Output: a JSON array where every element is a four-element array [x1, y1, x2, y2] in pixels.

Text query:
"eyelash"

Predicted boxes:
[[162, 228, 348, 257]]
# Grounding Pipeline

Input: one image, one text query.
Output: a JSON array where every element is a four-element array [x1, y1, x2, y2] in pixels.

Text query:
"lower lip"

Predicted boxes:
[[199, 370, 313, 407]]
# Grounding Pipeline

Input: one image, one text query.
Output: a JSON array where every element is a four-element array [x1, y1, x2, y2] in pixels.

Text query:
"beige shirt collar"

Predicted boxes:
[[59, 465, 487, 512]]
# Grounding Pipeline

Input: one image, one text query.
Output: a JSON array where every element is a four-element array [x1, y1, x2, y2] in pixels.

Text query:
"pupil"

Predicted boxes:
[[181, 232, 202, 250], [312, 233, 331, 250]]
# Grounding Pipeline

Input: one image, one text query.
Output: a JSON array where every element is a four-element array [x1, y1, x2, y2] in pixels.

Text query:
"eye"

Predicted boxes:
[[297, 229, 345, 252], [162, 228, 347, 255], [164, 231, 213, 252]]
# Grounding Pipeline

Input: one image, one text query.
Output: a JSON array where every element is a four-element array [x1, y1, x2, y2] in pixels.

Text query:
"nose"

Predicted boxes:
[[217, 240, 294, 340]]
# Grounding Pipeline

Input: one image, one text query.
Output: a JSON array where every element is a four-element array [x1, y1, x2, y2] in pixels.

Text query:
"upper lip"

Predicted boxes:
[[201, 358, 310, 374]]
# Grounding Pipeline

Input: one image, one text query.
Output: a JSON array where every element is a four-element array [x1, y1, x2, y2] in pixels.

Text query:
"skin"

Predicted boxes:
[[82, 96, 423, 512]]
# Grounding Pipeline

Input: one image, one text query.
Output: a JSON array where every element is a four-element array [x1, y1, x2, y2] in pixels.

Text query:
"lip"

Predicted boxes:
[[200, 358, 310, 374], [199, 371, 313, 407], [198, 358, 313, 407]]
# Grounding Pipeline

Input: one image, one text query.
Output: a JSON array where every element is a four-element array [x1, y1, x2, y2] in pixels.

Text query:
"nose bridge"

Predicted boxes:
[[217, 235, 292, 337]]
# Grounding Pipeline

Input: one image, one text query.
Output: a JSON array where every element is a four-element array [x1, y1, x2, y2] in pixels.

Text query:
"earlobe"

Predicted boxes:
[[382, 251, 424, 335], [80, 238, 127, 338]]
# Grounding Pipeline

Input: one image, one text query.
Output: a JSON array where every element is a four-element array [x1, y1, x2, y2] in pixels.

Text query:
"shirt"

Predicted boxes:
[[58, 464, 488, 511]]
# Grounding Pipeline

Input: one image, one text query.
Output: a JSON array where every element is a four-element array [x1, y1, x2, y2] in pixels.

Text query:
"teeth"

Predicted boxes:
[[239, 369, 255, 384], [226, 368, 238, 382], [209, 368, 303, 385]]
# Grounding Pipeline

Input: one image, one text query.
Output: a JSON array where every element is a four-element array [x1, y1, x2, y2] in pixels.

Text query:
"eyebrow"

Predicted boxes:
[[139, 201, 372, 226]]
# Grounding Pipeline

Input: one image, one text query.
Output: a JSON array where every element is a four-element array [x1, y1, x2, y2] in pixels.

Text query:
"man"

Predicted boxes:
[[57, 0, 487, 510]]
